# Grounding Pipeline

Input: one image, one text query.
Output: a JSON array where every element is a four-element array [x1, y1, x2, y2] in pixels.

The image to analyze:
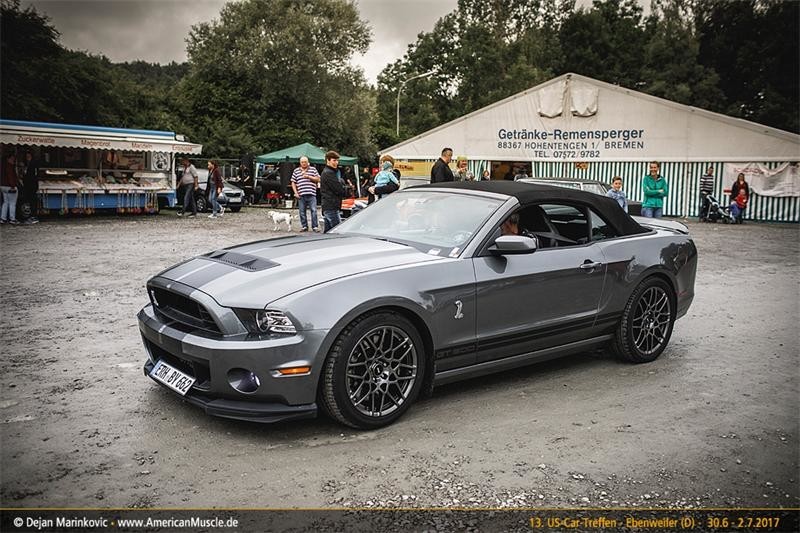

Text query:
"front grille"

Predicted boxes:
[[149, 286, 221, 334], [146, 339, 211, 391]]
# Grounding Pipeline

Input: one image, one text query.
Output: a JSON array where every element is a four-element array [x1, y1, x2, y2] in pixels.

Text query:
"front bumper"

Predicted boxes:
[[143, 360, 316, 423], [138, 304, 326, 424]]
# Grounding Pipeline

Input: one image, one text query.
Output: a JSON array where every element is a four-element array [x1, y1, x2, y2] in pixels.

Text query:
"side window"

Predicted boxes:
[[589, 209, 619, 241], [539, 204, 590, 244]]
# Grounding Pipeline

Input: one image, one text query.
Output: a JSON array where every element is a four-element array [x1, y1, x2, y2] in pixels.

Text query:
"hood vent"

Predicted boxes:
[[202, 250, 279, 272]]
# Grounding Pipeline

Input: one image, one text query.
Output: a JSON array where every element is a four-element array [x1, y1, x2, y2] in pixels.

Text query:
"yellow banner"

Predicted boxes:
[[395, 160, 433, 176]]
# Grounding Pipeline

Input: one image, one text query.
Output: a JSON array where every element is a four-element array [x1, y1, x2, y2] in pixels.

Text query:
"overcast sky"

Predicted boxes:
[[24, 0, 461, 85]]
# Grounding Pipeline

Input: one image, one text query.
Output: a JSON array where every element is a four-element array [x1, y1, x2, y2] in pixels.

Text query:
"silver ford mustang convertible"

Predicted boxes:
[[138, 181, 697, 429]]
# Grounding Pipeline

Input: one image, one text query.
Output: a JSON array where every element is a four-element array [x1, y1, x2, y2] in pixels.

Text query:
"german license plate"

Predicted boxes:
[[150, 360, 195, 396]]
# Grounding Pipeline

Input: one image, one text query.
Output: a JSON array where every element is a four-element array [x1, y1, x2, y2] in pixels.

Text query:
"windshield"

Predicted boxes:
[[332, 190, 504, 256]]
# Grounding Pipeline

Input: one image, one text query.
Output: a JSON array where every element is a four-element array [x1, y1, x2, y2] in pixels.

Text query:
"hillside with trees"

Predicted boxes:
[[2, 0, 797, 161]]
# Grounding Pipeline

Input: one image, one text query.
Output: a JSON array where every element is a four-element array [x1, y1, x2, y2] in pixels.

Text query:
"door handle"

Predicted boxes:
[[579, 261, 603, 270]]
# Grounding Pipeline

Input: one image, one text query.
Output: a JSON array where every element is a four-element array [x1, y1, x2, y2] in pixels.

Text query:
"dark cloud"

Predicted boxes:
[[24, 0, 458, 82], [25, 0, 227, 64]]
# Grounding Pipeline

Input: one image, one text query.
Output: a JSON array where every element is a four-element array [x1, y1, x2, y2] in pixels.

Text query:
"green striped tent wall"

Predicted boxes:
[[526, 160, 799, 223], [405, 158, 797, 222]]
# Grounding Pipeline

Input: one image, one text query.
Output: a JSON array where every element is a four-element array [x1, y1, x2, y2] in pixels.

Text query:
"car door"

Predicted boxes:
[[472, 203, 607, 363]]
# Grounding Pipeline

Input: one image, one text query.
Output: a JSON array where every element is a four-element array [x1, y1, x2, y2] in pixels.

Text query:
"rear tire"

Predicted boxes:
[[612, 277, 676, 363], [320, 312, 425, 429], [195, 195, 207, 213]]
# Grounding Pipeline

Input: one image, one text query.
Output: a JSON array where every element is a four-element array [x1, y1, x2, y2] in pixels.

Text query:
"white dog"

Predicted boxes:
[[268, 210, 293, 231]]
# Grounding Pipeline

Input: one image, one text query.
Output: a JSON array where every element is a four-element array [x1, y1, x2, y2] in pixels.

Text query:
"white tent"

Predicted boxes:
[[383, 73, 800, 222], [384, 72, 799, 163]]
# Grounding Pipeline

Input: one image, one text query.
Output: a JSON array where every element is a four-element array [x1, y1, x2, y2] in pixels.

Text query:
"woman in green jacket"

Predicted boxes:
[[642, 161, 669, 218]]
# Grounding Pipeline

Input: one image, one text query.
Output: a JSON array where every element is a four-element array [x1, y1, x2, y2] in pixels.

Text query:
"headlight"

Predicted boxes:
[[235, 309, 297, 335]]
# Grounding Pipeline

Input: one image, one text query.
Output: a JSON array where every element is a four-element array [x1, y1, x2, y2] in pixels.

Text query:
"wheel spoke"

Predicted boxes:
[[346, 325, 418, 418], [629, 286, 674, 355]]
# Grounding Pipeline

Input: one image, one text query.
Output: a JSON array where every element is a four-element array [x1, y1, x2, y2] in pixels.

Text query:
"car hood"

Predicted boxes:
[[153, 235, 441, 308]]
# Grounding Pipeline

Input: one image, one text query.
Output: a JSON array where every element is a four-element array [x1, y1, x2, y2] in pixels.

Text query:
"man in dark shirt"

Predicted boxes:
[[320, 151, 345, 233], [699, 166, 714, 221], [430, 147, 454, 184]]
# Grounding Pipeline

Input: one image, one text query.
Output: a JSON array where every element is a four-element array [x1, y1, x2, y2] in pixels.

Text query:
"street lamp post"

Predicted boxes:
[[396, 70, 436, 138]]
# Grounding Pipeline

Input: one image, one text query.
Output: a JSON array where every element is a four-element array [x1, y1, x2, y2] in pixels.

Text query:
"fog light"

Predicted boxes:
[[227, 368, 261, 393]]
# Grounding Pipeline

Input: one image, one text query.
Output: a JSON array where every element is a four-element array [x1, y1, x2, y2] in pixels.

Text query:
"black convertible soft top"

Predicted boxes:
[[414, 180, 649, 236]]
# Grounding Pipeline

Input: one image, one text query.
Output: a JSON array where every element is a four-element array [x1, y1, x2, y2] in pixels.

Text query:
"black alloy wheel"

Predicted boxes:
[[320, 312, 425, 429], [613, 277, 676, 363]]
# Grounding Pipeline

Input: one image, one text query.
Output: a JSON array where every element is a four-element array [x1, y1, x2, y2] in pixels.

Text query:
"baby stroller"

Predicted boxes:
[[702, 194, 737, 224]]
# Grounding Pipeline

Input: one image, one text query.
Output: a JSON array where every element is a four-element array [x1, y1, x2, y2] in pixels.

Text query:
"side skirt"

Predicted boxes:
[[432, 334, 614, 387]]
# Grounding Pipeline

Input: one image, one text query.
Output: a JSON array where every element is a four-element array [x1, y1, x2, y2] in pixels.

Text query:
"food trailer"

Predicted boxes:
[[0, 119, 202, 216]]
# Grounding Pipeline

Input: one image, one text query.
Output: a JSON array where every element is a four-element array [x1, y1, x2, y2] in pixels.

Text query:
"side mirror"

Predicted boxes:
[[488, 235, 538, 255]]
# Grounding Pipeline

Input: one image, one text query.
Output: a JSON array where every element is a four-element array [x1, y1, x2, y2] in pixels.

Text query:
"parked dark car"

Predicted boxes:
[[517, 177, 642, 216], [139, 181, 696, 429]]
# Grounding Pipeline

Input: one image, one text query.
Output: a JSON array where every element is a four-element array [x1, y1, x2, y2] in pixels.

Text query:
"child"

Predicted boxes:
[[606, 176, 628, 213], [368, 156, 399, 201], [729, 188, 748, 223]]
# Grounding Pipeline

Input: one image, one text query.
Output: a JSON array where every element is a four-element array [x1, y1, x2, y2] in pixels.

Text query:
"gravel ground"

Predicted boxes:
[[0, 208, 798, 514]]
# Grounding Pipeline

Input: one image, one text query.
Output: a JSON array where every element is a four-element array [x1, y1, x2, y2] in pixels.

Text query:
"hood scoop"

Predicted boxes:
[[201, 250, 279, 272]]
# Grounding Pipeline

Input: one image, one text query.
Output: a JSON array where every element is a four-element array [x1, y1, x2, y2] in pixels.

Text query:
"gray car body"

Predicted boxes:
[[138, 185, 697, 423]]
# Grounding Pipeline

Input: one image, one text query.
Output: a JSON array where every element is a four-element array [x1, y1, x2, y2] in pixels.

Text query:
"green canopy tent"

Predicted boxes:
[[255, 142, 357, 165], [255, 142, 361, 196]]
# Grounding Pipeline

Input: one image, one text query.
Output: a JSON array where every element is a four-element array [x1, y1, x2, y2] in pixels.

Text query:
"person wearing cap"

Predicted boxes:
[[320, 150, 345, 232], [368, 154, 400, 202]]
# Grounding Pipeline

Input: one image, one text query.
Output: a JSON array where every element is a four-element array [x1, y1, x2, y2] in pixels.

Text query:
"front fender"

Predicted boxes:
[[269, 258, 477, 365]]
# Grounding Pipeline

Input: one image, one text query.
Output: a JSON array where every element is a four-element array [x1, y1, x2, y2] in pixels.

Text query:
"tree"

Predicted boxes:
[[694, 0, 799, 132], [1, 0, 183, 130], [376, 0, 572, 144], [177, 0, 375, 159], [639, 0, 724, 110], [558, 0, 647, 88]]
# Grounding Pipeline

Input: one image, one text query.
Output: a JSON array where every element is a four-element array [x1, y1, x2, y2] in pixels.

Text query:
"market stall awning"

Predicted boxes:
[[256, 142, 357, 165], [0, 119, 202, 154]]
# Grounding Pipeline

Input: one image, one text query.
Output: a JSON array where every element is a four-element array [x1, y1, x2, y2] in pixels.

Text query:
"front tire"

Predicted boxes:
[[612, 277, 676, 363], [320, 312, 425, 429]]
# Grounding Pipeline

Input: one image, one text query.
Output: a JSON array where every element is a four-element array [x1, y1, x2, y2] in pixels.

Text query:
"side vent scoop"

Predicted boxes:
[[202, 250, 279, 272]]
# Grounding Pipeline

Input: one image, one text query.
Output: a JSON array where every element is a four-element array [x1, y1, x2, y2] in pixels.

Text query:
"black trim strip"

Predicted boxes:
[[434, 314, 617, 360], [478, 315, 596, 351], [434, 334, 615, 386]]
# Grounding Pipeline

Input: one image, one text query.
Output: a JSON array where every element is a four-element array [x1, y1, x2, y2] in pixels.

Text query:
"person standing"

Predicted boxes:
[[320, 151, 345, 233], [291, 156, 321, 232], [699, 166, 715, 221], [207, 160, 224, 218], [454, 157, 474, 181], [606, 176, 628, 213], [480, 169, 490, 181], [1, 154, 20, 225], [730, 172, 750, 223], [642, 161, 669, 218], [430, 147, 454, 184], [23, 151, 40, 223], [177, 158, 198, 217]]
